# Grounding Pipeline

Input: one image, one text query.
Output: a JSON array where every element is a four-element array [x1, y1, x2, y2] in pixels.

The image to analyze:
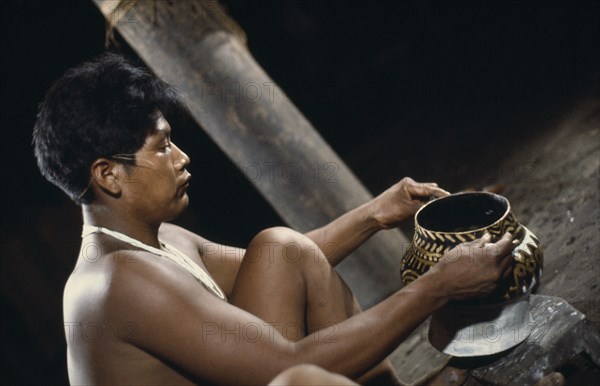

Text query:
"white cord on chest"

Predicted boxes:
[[81, 225, 225, 299]]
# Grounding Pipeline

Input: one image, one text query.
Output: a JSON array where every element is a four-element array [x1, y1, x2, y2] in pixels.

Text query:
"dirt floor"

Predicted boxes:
[[496, 100, 600, 330]]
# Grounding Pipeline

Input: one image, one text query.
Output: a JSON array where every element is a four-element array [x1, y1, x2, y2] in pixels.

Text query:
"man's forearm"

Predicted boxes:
[[304, 178, 448, 266], [305, 201, 381, 266]]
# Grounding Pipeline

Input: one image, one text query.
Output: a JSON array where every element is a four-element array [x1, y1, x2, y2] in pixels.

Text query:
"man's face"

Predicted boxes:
[[119, 112, 191, 224]]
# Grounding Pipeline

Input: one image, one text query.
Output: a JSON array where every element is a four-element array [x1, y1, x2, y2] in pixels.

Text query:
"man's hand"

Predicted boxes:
[[370, 177, 450, 229], [427, 232, 515, 301], [305, 177, 447, 265]]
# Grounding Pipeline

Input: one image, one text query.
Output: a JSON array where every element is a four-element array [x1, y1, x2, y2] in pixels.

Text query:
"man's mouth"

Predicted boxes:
[[178, 174, 192, 190]]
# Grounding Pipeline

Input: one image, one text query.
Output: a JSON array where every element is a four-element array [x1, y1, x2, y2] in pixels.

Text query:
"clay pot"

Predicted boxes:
[[400, 192, 544, 356], [401, 192, 542, 302]]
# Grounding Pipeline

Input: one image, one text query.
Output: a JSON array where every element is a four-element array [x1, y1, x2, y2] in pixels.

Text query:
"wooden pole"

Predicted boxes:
[[92, 0, 409, 307]]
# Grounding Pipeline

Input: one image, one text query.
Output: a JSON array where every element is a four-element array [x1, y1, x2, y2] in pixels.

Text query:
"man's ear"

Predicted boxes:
[[90, 158, 122, 196]]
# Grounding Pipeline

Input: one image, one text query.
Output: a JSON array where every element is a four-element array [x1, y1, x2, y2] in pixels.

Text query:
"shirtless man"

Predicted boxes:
[[34, 53, 518, 385]]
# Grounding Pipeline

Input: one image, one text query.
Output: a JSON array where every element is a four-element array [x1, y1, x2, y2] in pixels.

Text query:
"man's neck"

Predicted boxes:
[[82, 203, 162, 249]]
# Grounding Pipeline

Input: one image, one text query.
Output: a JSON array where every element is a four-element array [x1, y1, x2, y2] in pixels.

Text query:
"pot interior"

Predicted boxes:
[[417, 193, 508, 233]]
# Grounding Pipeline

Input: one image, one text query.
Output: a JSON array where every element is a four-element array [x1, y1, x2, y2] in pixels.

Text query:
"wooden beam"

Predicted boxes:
[[91, 0, 409, 307]]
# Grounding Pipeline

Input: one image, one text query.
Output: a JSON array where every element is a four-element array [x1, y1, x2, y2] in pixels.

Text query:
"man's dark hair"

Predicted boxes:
[[33, 52, 182, 204]]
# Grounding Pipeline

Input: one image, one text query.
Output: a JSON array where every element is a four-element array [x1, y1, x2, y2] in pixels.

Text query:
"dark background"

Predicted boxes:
[[2, 1, 599, 384]]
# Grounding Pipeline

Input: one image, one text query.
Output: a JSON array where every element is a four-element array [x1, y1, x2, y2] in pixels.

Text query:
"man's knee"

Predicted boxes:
[[251, 226, 310, 245], [247, 227, 323, 265], [268, 364, 358, 385]]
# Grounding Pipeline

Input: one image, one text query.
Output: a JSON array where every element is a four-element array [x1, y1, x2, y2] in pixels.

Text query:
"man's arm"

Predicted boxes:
[[305, 177, 449, 265], [163, 177, 448, 291], [108, 232, 513, 385]]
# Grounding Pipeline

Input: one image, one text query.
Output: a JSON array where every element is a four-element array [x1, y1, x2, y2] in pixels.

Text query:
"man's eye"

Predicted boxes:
[[160, 143, 171, 152]]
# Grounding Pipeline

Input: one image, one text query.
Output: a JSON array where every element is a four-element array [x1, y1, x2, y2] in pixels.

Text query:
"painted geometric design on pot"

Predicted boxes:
[[504, 226, 543, 300]]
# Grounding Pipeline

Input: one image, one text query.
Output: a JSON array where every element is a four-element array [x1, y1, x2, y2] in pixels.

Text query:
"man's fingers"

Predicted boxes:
[[492, 232, 514, 258], [458, 232, 490, 248], [406, 183, 450, 199], [501, 260, 513, 279], [419, 182, 451, 198], [478, 232, 492, 246], [430, 187, 451, 197]]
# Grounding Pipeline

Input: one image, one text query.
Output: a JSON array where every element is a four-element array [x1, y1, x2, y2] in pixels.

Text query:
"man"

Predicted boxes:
[[34, 52, 517, 385]]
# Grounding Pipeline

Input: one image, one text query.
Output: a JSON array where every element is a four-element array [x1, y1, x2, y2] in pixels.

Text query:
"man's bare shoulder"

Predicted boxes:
[[64, 237, 210, 328], [63, 239, 219, 385]]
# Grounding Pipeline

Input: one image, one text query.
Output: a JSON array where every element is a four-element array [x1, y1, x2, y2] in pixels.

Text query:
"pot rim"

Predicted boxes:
[[414, 191, 512, 236]]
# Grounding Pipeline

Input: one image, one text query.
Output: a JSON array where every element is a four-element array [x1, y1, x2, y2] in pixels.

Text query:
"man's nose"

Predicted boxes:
[[172, 142, 190, 169]]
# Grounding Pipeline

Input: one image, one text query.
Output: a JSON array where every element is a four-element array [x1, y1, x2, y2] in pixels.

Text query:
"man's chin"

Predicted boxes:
[[166, 196, 190, 222]]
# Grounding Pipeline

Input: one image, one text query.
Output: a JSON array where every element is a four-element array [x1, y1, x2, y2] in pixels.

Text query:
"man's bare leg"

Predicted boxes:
[[268, 364, 358, 385], [230, 227, 400, 384]]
